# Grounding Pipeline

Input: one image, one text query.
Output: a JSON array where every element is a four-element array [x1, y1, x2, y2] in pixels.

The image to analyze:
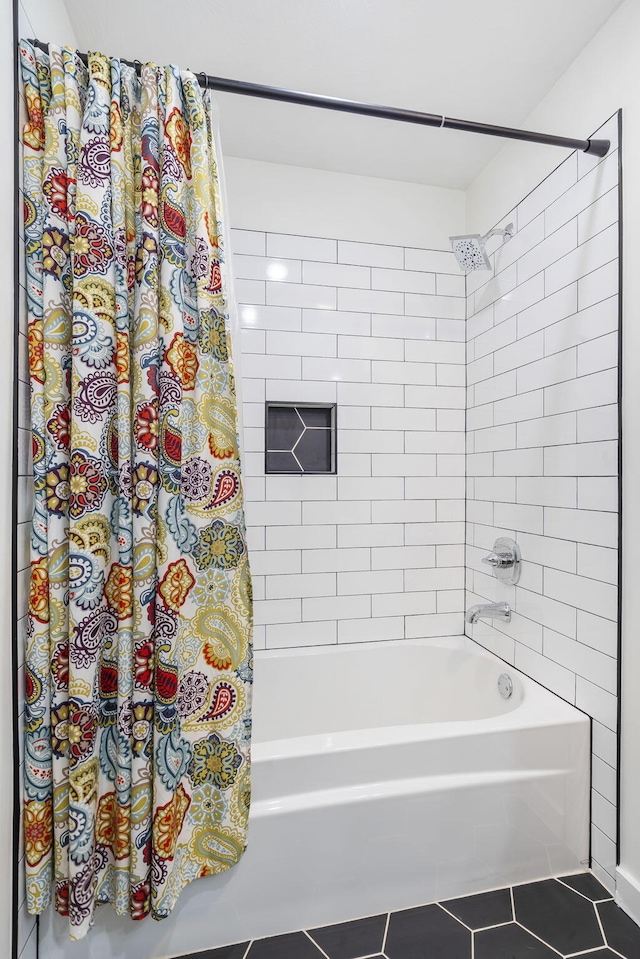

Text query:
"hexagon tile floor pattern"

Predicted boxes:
[[176, 873, 640, 959]]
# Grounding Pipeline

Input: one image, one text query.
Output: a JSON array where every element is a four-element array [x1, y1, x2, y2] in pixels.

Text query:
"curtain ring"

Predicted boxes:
[[199, 71, 208, 89], [133, 59, 142, 76]]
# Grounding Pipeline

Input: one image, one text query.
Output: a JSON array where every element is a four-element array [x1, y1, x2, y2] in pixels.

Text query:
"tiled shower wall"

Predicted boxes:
[[464, 114, 620, 890], [231, 230, 467, 648]]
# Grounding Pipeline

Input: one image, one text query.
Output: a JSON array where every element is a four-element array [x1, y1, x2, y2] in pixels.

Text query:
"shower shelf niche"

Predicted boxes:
[[264, 402, 337, 474]]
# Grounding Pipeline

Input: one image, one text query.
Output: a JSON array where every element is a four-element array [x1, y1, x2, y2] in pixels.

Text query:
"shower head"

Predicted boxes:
[[449, 223, 514, 273], [450, 234, 492, 272]]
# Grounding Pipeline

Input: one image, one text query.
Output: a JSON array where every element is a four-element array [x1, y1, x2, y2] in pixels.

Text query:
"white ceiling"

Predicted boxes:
[[62, 0, 623, 189]]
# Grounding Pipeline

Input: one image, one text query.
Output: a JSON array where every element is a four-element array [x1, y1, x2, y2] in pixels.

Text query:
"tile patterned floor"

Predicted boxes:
[[178, 873, 640, 959]]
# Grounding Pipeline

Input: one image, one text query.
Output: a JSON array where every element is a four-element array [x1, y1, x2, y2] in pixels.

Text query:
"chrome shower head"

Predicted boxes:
[[449, 223, 514, 273], [450, 234, 491, 272]]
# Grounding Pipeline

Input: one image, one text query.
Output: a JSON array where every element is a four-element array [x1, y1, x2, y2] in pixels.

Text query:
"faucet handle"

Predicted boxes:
[[481, 537, 521, 585], [482, 551, 512, 568]]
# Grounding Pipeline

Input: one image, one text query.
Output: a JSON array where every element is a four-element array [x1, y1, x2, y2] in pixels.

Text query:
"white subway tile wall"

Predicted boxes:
[[465, 116, 620, 891], [232, 229, 467, 651]]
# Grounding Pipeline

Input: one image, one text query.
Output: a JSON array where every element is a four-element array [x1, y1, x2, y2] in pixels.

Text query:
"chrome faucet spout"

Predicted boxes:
[[465, 601, 511, 624]]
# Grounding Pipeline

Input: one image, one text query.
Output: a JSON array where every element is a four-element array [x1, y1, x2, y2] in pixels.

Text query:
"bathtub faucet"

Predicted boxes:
[[465, 601, 511, 624]]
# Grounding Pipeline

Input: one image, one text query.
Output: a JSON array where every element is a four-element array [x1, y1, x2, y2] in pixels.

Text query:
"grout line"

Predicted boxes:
[[592, 900, 608, 949], [555, 876, 613, 905], [303, 929, 332, 959], [381, 912, 390, 954], [332, 955, 383, 959], [514, 920, 564, 956], [436, 903, 474, 933], [509, 886, 516, 922], [466, 352, 617, 392], [241, 940, 253, 959], [565, 948, 614, 957], [472, 920, 514, 933]]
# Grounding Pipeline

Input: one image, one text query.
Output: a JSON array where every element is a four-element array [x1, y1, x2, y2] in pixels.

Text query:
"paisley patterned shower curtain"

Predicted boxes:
[[19, 40, 253, 940]]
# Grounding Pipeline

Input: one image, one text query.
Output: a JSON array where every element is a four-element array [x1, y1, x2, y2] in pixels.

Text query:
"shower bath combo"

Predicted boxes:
[[20, 33, 618, 959]]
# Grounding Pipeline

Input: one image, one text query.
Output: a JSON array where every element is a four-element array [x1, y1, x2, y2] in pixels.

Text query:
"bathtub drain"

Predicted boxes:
[[498, 673, 513, 699]]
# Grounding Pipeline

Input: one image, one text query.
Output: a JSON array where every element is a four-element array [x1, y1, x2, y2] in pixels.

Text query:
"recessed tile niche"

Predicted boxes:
[[265, 403, 336, 474]]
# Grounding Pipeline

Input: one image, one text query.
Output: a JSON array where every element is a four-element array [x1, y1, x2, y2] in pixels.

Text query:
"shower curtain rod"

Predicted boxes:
[[28, 38, 610, 158]]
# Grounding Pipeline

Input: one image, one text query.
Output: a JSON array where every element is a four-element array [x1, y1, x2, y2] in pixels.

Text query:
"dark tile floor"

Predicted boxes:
[[178, 873, 640, 959]]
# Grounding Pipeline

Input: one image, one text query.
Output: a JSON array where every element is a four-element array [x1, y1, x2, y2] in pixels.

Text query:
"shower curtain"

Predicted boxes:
[[19, 40, 253, 940]]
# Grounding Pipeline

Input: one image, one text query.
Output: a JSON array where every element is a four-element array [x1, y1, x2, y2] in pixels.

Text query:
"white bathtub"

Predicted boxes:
[[40, 636, 590, 959]]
